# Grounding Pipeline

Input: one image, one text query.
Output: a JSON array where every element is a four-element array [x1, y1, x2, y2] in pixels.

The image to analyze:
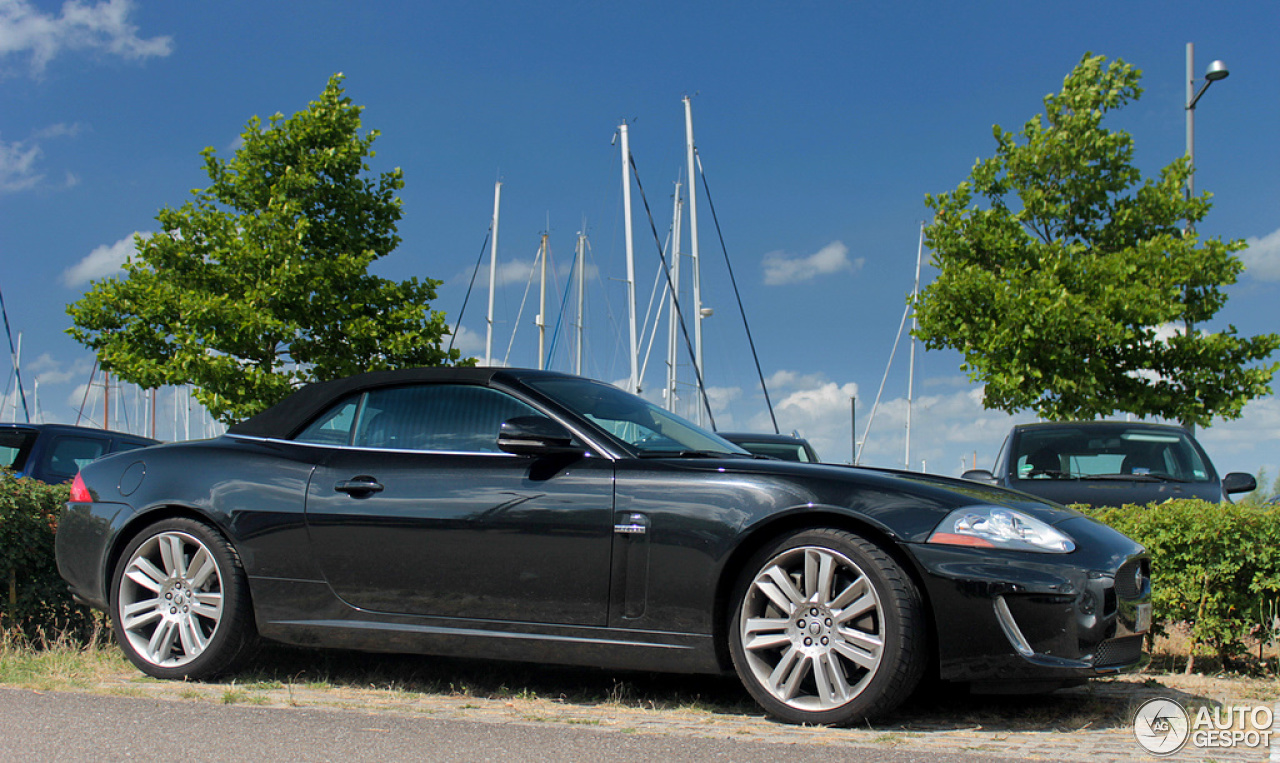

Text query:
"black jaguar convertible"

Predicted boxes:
[[56, 367, 1150, 725]]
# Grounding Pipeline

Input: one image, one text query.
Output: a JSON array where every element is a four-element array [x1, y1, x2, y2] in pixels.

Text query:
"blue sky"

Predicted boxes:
[[3, 0, 1278, 483]]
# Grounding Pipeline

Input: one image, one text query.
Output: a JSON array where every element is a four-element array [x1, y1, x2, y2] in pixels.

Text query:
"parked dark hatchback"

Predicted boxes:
[[0, 423, 157, 484], [718, 431, 821, 462], [963, 421, 1255, 508], [57, 368, 1151, 726]]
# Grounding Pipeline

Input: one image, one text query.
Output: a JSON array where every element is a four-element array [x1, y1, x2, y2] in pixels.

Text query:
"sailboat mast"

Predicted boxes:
[[683, 96, 705, 424], [575, 230, 586, 376], [905, 222, 924, 470], [620, 122, 639, 394], [537, 232, 548, 370], [486, 181, 502, 366], [666, 181, 683, 412]]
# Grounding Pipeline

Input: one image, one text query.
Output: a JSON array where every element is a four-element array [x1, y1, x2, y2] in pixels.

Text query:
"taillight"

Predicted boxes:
[[69, 472, 93, 503]]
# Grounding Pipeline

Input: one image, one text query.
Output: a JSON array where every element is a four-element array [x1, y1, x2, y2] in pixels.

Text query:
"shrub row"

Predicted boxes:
[[1086, 499, 1280, 666], [0, 472, 97, 640]]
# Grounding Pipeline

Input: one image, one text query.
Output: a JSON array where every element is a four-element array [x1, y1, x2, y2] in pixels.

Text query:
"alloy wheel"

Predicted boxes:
[[117, 530, 224, 668], [737, 545, 885, 711]]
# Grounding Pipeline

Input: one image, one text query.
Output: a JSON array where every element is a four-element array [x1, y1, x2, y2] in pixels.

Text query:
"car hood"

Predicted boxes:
[[660, 457, 1084, 533], [1005, 477, 1223, 508]]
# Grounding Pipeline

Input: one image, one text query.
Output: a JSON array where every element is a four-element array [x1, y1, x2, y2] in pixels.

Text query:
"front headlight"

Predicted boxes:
[[927, 506, 1075, 553]]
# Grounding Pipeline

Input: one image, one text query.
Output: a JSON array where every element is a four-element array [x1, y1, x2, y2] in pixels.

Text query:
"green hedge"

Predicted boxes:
[[0, 471, 97, 640], [1086, 499, 1280, 665]]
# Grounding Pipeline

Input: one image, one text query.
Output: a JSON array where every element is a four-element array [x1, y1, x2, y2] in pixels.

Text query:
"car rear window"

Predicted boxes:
[[734, 441, 812, 462], [0, 429, 37, 472], [39, 436, 110, 482]]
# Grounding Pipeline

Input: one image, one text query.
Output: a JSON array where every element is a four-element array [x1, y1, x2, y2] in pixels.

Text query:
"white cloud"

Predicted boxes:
[[0, 123, 82, 193], [1241, 227, 1280, 282], [0, 0, 173, 76], [719, 370, 1026, 472], [495, 259, 535, 287], [446, 323, 485, 358], [1198, 396, 1280, 476], [705, 384, 742, 412], [453, 258, 537, 289], [0, 133, 41, 191], [721, 370, 859, 464], [25, 352, 76, 385], [62, 231, 145, 286], [762, 241, 862, 286]]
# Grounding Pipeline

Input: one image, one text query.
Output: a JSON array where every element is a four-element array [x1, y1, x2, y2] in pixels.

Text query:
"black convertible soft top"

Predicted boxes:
[[226, 366, 506, 439]]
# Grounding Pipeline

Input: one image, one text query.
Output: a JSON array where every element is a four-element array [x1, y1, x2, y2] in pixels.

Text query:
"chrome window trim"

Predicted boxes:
[[225, 432, 611, 460]]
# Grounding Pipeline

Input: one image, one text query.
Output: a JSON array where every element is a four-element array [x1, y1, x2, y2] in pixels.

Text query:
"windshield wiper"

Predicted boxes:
[[636, 449, 737, 459], [1086, 473, 1189, 483], [1027, 469, 1077, 480]]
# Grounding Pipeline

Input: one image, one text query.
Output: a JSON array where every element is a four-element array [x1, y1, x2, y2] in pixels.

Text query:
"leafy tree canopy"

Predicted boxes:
[[68, 74, 465, 423], [915, 53, 1278, 428]]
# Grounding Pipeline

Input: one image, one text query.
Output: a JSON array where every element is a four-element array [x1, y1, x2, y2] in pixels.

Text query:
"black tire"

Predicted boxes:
[[728, 528, 926, 725], [110, 517, 256, 680]]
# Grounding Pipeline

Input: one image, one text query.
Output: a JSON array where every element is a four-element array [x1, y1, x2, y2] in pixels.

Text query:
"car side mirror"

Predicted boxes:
[[497, 416, 581, 456], [962, 469, 997, 483], [1222, 472, 1257, 495]]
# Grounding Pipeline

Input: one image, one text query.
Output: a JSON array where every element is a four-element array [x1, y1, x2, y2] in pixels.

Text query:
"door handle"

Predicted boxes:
[[335, 477, 384, 496], [613, 512, 648, 535]]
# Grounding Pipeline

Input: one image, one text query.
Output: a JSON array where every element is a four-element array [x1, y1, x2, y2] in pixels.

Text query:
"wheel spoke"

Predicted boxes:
[[145, 619, 181, 662], [767, 646, 809, 700], [158, 534, 188, 577], [805, 549, 836, 605], [120, 598, 163, 631], [835, 590, 877, 624], [177, 615, 208, 656], [124, 557, 168, 594], [834, 628, 883, 671], [187, 547, 218, 589], [757, 565, 805, 613], [812, 652, 853, 706], [190, 591, 223, 620], [743, 617, 790, 650], [829, 575, 867, 611]]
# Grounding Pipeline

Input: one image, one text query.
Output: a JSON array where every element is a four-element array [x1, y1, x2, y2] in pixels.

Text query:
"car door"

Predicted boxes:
[[302, 382, 616, 626]]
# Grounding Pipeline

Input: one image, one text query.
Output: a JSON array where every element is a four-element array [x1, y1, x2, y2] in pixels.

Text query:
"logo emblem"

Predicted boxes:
[[1133, 697, 1190, 755]]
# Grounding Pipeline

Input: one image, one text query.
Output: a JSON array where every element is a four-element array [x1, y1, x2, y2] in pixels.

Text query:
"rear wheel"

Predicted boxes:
[[111, 518, 256, 679], [728, 528, 926, 725]]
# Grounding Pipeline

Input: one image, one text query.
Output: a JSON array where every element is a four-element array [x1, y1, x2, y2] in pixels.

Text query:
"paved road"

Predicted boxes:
[[0, 687, 1016, 763]]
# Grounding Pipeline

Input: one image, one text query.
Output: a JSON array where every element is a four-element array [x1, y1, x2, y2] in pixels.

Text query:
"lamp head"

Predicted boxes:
[[1205, 60, 1230, 82]]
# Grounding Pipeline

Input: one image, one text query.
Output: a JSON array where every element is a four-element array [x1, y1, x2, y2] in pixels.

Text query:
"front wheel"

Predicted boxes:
[[111, 518, 256, 680], [728, 528, 926, 725]]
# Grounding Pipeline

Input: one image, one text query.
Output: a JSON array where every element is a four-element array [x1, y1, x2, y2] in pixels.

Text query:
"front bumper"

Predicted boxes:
[[908, 515, 1150, 684]]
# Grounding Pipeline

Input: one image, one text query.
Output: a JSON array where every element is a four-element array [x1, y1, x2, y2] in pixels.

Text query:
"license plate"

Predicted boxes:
[[1135, 602, 1152, 634]]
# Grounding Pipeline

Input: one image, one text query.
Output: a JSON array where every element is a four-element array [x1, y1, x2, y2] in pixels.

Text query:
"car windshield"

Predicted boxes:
[[524, 377, 749, 457], [1013, 426, 1210, 483]]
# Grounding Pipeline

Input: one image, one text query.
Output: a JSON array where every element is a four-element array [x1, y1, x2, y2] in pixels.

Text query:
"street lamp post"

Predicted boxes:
[[1182, 42, 1229, 436], [1185, 43, 1230, 219]]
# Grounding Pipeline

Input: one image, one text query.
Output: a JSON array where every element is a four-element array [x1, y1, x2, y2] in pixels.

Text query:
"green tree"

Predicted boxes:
[[915, 54, 1278, 428], [68, 75, 464, 423]]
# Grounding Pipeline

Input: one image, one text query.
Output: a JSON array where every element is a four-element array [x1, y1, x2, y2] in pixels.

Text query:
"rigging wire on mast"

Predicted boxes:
[[695, 152, 779, 434], [0, 286, 30, 421], [626, 152, 716, 431], [448, 228, 492, 354]]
